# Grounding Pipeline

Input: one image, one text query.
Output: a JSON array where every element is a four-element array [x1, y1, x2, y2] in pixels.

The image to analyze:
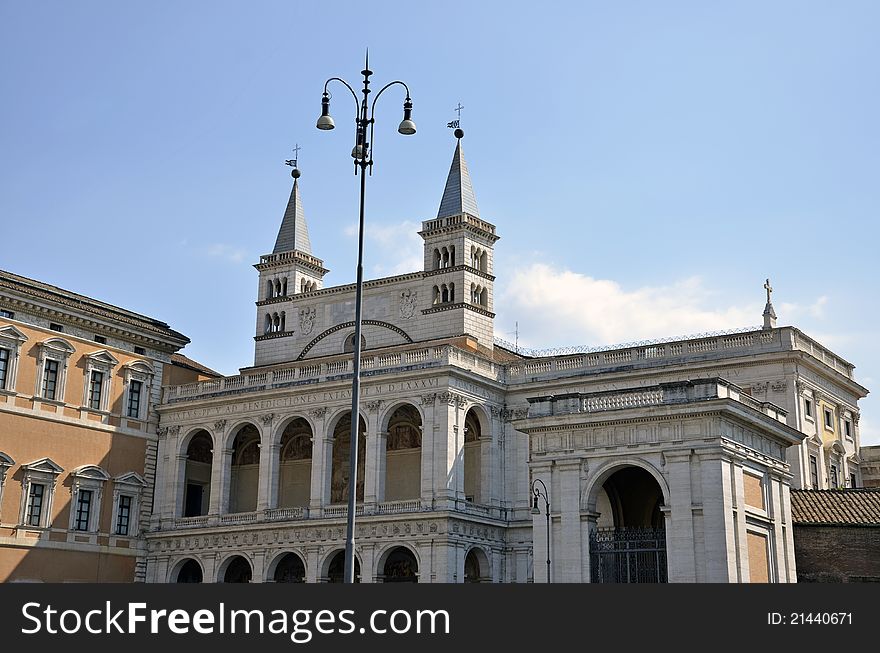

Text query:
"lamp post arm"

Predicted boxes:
[[323, 77, 361, 117], [366, 81, 413, 164]]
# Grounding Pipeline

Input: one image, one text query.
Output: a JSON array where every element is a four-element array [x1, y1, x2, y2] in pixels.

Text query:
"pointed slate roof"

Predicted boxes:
[[437, 138, 480, 219], [273, 178, 313, 255]]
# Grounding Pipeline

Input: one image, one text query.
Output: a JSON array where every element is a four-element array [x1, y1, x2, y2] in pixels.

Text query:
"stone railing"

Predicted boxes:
[[526, 378, 789, 423], [792, 330, 854, 379], [505, 329, 780, 384], [163, 499, 509, 532], [377, 499, 424, 514], [163, 345, 502, 403]]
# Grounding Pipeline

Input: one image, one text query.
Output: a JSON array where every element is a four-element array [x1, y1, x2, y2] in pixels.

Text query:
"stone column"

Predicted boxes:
[[419, 393, 436, 508], [556, 460, 582, 582], [363, 400, 384, 510], [251, 550, 266, 583], [664, 450, 697, 582], [172, 454, 188, 519], [209, 447, 232, 517], [731, 461, 750, 582], [305, 546, 321, 583], [697, 451, 736, 582], [256, 415, 278, 511], [308, 408, 328, 514], [583, 512, 599, 583], [434, 392, 463, 508]]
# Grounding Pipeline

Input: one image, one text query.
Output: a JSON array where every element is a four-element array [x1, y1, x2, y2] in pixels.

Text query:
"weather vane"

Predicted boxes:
[[447, 102, 464, 129], [285, 143, 302, 168]]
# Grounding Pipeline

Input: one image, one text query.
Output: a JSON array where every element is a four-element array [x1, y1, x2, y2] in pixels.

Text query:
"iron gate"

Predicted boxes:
[[589, 527, 668, 583]]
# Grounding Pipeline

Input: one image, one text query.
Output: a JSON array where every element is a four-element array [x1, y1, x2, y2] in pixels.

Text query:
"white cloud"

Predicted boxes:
[[343, 220, 423, 277], [205, 243, 248, 264], [496, 264, 759, 348], [858, 414, 880, 446]]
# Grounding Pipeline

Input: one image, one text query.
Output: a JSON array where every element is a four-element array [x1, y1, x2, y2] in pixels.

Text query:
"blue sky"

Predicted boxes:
[[1, 1, 878, 442]]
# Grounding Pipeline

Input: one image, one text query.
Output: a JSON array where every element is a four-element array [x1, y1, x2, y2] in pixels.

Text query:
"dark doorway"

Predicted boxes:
[[184, 484, 203, 518], [222, 556, 252, 583], [175, 559, 202, 583], [274, 553, 306, 583], [381, 547, 418, 583], [326, 550, 360, 583]]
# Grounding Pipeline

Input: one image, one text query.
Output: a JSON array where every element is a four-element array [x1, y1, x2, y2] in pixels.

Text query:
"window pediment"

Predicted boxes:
[[22, 457, 63, 475], [70, 464, 111, 482], [114, 471, 146, 488], [0, 325, 27, 344], [86, 350, 120, 368], [0, 451, 13, 468], [40, 338, 75, 355]]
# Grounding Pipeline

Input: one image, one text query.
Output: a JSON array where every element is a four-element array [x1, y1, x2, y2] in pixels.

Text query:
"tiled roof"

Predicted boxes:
[[791, 489, 880, 525], [171, 353, 222, 378]]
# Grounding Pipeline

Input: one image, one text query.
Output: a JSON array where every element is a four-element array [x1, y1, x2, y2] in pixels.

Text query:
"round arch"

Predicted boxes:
[[222, 420, 265, 451], [266, 550, 308, 583], [376, 544, 420, 583], [178, 426, 215, 457], [582, 458, 670, 515], [320, 549, 362, 583], [379, 400, 426, 434], [169, 557, 204, 583], [271, 413, 316, 448], [463, 546, 491, 583], [217, 553, 253, 583]]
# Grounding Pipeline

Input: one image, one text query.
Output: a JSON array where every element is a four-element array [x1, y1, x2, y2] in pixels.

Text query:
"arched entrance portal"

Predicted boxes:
[[590, 465, 667, 583], [330, 413, 367, 504], [325, 550, 361, 583], [464, 548, 489, 583], [384, 404, 422, 501], [222, 555, 253, 583], [174, 559, 203, 583], [182, 431, 212, 517], [380, 547, 418, 583], [272, 553, 306, 583]]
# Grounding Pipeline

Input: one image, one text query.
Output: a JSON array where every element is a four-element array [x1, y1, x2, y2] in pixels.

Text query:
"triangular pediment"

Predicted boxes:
[[114, 471, 146, 487], [23, 457, 63, 474], [86, 349, 120, 366], [0, 325, 28, 343], [70, 464, 110, 481]]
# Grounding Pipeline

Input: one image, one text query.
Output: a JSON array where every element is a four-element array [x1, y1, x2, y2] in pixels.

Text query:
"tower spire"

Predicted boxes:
[[274, 150, 313, 255], [437, 129, 480, 219], [762, 278, 777, 329]]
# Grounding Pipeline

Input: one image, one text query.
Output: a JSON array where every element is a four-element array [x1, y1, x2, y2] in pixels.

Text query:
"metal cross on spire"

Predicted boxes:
[[285, 143, 302, 168], [447, 102, 464, 129], [764, 278, 773, 304]]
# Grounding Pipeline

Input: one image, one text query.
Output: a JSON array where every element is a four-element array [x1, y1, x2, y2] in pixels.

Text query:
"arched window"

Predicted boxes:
[[331, 413, 367, 504], [343, 333, 366, 353], [433, 249, 441, 270], [480, 251, 487, 272], [450, 245, 456, 266], [279, 418, 313, 508], [264, 314, 272, 334], [441, 247, 449, 268], [280, 311, 286, 332], [480, 288, 487, 307], [432, 286, 440, 305], [384, 405, 422, 502], [282, 278, 288, 296], [441, 285, 449, 303], [267, 280, 274, 299], [183, 430, 213, 517], [449, 282, 455, 302]]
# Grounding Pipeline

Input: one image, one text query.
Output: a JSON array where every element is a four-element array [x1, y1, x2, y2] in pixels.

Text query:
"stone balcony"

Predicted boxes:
[[164, 499, 511, 533], [162, 344, 505, 404], [526, 377, 790, 424], [502, 326, 855, 385]]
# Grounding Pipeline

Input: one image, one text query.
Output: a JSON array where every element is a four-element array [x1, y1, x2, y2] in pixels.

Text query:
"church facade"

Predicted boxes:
[[144, 135, 868, 583]]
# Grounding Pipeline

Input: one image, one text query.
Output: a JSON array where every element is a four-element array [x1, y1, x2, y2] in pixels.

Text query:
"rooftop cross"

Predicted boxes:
[[285, 143, 302, 168], [764, 278, 773, 304]]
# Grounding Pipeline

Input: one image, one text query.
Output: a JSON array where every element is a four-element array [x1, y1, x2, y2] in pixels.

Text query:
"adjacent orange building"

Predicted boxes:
[[0, 269, 205, 581]]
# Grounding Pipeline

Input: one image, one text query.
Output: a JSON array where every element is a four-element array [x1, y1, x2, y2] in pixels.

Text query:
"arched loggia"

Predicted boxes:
[[330, 412, 367, 504]]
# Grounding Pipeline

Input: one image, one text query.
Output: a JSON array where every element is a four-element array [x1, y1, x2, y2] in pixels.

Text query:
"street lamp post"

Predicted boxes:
[[531, 478, 551, 583], [316, 53, 416, 584]]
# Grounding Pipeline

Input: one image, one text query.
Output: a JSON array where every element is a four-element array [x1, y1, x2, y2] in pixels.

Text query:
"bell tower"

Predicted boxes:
[[420, 129, 499, 348], [254, 157, 328, 339]]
